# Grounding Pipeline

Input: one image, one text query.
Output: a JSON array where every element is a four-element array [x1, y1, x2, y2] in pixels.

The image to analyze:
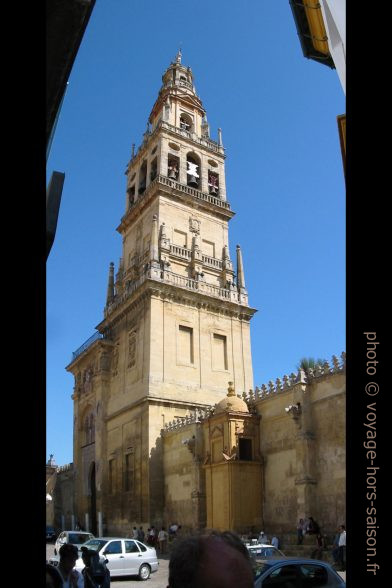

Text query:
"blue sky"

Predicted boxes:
[[47, 0, 345, 466]]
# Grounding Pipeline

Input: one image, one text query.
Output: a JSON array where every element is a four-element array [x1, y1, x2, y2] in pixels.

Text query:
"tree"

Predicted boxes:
[[296, 357, 326, 374]]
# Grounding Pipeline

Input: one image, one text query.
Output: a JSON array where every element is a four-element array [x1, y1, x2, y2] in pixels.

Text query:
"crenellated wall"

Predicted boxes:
[[160, 353, 345, 537]]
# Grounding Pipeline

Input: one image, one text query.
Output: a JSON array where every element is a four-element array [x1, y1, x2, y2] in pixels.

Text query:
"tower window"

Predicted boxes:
[[138, 161, 147, 194], [212, 333, 228, 371], [178, 325, 194, 365], [128, 185, 135, 208], [168, 156, 179, 180], [150, 157, 157, 181], [239, 438, 253, 461]]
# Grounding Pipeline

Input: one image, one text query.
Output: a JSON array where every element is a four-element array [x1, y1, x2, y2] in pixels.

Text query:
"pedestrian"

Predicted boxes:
[[167, 531, 254, 588], [258, 531, 267, 544], [149, 526, 157, 546], [271, 535, 280, 549], [46, 563, 63, 588], [337, 525, 346, 570], [306, 516, 320, 535], [132, 526, 138, 539], [296, 518, 306, 544], [137, 526, 145, 542], [331, 528, 340, 565], [311, 533, 324, 560], [58, 543, 84, 587], [158, 526, 168, 554], [81, 546, 110, 588]]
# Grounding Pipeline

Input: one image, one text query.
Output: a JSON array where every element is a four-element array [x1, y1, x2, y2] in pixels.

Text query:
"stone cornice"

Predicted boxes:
[[96, 276, 256, 333], [104, 395, 212, 423], [66, 338, 114, 372]]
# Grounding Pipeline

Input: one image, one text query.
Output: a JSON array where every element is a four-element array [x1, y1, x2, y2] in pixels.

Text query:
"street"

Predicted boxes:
[[46, 543, 170, 588]]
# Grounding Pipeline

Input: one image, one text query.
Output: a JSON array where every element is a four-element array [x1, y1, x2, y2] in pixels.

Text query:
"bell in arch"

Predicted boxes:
[[168, 161, 178, 179], [187, 161, 199, 187]]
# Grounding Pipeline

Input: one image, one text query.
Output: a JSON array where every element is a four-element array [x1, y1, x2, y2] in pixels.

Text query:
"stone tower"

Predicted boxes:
[[67, 51, 256, 534]]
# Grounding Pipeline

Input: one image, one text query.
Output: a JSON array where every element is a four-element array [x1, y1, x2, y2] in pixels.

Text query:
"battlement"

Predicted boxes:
[[57, 463, 74, 473], [244, 352, 346, 404], [161, 353, 345, 433]]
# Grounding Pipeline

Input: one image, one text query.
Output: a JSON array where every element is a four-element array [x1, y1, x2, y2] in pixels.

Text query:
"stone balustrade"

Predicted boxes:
[[104, 266, 244, 319], [163, 406, 214, 432]]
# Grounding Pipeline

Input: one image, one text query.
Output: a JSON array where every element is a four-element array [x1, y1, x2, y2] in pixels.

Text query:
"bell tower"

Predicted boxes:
[[68, 52, 257, 533]]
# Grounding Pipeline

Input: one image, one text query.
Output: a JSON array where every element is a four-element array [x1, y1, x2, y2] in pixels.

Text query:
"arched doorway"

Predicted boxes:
[[89, 462, 97, 535]]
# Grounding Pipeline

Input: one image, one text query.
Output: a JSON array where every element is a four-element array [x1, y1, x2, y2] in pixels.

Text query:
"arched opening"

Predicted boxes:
[[138, 160, 147, 194], [208, 171, 219, 196], [89, 462, 97, 535], [186, 153, 201, 189], [180, 112, 193, 133], [168, 155, 179, 180]]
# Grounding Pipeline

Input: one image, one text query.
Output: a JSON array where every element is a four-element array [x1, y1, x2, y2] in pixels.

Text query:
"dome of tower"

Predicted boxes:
[[214, 382, 249, 414]]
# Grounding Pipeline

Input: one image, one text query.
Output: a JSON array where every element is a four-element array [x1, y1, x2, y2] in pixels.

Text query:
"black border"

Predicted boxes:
[[346, 2, 387, 584]]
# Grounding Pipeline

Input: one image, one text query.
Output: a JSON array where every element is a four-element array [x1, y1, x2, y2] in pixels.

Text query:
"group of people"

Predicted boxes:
[[296, 517, 346, 569], [296, 516, 321, 543], [46, 542, 110, 588], [128, 522, 181, 554]]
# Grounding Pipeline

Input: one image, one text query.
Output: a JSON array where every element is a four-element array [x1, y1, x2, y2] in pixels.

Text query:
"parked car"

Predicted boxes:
[[46, 525, 56, 541], [54, 530, 95, 555], [246, 543, 285, 559], [253, 557, 345, 587], [50, 537, 159, 580]]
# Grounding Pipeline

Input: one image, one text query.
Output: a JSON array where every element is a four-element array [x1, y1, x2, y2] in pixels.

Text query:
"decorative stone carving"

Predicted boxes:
[[189, 216, 201, 234]]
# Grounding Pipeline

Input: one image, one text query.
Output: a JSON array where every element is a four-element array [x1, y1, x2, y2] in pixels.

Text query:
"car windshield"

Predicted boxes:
[[82, 539, 108, 552], [68, 533, 92, 544]]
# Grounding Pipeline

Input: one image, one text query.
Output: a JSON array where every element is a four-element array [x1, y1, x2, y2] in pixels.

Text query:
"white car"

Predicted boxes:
[[246, 543, 285, 559], [50, 537, 159, 580], [54, 530, 94, 555]]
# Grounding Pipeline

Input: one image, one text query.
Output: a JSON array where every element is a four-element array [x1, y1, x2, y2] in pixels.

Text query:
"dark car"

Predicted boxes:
[[253, 557, 345, 587], [46, 525, 56, 541]]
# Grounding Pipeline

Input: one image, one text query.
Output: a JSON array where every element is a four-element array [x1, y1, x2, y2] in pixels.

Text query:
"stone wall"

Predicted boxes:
[[252, 359, 345, 537]]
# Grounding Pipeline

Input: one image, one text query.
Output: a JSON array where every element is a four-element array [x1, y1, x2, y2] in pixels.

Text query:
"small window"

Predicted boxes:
[[212, 334, 228, 371], [178, 325, 194, 365], [104, 540, 122, 555], [125, 540, 139, 553], [299, 564, 329, 586], [238, 438, 252, 461]]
